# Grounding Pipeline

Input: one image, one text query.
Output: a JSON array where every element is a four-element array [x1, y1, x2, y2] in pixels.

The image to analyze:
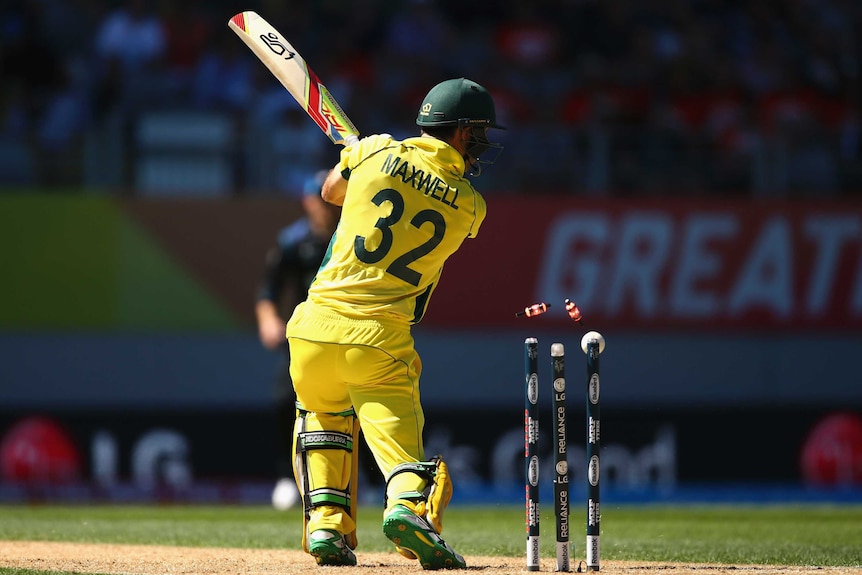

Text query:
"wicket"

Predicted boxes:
[[551, 343, 570, 572], [585, 335, 601, 571], [524, 334, 603, 572], [525, 338, 540, 571]]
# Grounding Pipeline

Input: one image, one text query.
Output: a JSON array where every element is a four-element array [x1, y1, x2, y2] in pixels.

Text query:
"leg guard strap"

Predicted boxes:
[[384, 458, 438, 509], [385, 455, 453, 535], [297, 430, 354, 454]]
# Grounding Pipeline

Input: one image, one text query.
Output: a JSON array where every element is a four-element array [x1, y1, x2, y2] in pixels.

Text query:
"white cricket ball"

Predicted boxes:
[[580, 331, 605, 354], [272, 479, 300, 511]]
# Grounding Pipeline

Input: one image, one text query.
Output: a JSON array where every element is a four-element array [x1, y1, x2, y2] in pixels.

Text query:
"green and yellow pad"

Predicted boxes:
[[293, 406, 360, 551]]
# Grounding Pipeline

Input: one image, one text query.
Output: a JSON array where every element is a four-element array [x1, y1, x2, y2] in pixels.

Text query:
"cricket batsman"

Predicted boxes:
[[286, 78, 505, 569]]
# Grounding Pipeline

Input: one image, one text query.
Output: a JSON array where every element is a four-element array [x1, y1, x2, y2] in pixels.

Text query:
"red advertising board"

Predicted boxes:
[[423, 196, 862, 331]]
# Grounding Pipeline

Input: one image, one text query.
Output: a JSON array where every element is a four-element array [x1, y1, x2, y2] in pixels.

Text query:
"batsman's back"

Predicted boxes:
[[308, 135, 487, 325]]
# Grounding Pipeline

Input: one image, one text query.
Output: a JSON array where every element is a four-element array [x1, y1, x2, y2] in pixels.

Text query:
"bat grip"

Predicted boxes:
[[344, 135, 359, 146]]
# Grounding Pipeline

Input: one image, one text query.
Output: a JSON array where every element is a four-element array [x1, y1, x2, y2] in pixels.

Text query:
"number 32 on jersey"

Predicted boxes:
[[353, 188, 445, 287]]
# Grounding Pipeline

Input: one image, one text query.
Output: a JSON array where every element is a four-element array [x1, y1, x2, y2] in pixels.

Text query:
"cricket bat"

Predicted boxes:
[[228, 11, 360, 146]]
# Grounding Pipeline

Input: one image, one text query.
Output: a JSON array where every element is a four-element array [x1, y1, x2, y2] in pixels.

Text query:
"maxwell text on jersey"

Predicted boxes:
[[380, 153, 459, 210]]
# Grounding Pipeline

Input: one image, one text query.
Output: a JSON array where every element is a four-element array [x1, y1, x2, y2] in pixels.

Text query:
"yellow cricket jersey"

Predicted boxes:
[[307, 134, 487, 325]]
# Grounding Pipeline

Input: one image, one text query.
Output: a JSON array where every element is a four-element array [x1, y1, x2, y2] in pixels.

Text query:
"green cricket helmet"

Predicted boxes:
[[416, 78, 505, 175], [416, 78, 505, 129]]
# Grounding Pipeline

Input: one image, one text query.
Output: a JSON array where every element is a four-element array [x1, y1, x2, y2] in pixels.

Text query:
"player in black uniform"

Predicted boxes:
[[255, 170, 341, 510]]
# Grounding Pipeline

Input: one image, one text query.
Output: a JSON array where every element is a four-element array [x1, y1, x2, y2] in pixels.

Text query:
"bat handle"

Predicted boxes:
[[344, 135, 359, 146]]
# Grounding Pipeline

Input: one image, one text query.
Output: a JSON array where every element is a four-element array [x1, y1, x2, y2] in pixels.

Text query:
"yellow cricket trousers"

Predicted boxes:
[[287, 300, 428, 536]]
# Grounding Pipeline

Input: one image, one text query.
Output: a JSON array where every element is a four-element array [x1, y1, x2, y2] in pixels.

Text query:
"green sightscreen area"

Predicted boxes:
[[0, 195, 237, 330]]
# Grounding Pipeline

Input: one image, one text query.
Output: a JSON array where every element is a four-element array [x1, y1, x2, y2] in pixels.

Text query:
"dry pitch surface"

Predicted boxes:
[[1, 542, 858, 575]]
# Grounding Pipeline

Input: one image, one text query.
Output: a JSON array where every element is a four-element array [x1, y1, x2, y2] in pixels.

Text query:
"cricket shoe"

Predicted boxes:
[[382, 504, 466, 570], [308, 529, 357, 566]]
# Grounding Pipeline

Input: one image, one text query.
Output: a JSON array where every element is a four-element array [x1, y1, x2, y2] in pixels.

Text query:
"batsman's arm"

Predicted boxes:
[[321, 133, 395, 205], [321, 166, 348, 206]]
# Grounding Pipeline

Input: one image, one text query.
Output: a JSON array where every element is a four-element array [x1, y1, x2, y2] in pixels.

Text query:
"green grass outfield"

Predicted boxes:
[[1, 504, 861, 568]]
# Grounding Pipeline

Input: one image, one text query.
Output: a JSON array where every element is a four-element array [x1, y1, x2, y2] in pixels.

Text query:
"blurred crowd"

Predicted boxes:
[[1, 0, 860, 196]]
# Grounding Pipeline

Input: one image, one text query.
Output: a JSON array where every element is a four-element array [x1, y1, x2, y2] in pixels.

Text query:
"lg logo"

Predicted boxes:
[[92, 429, 191, 488]]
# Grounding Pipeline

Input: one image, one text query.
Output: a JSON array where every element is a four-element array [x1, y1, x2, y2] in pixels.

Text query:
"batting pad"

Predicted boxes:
[[294, 407, 359, 551]]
